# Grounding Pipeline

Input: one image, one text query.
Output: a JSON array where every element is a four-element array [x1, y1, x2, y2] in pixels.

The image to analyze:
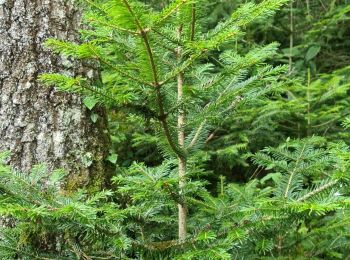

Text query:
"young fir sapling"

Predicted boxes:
[[0, 0, 347, 258], [40, 0, 288, 242]]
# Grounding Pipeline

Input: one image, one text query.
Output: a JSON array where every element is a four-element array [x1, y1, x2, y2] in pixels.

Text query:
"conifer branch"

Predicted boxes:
[[121, 0, 145, 34], [86, 45, 154, 87], [284, 144, 306, 198], [297, 180, 338, 202], [87, 17, 139, 35], [160, 51, 203, 86], [82, 85, 116, 103], [153, 28, 184, 46], [134, 237, 194, 251], [99, 58, 153, 87], [152, 0, 191, 26], [119, 0, 158, 83], [187, 120, 206, 149], [85, 0, 139, 35], [205, 130, 218, 143], [140, 31, 159, 85], [121, 0, 184, 159]]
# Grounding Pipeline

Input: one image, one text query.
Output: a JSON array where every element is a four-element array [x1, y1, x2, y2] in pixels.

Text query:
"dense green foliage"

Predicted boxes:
[[1, 0, 350, 259]]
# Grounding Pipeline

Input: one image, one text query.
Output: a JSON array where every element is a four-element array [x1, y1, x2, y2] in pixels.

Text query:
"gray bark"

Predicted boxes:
[[0, 0, 111, 190]]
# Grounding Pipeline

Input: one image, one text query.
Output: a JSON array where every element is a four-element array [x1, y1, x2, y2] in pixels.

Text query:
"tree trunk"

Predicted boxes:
[[0, 0, 111, 191]]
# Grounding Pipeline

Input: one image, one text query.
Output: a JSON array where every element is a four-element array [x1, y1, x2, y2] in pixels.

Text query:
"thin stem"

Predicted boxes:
[[87, 45, 153, 87], [153, 0, 190, 26], [190, 3, 196, 41], [85, 0, 139, 35], [219, 175, 225, 196], [306, 0, 310, 18], [284, 144, 306, 198], [87, 17, 139, 35], [153, 28, 184, 46], [205, 129, 218, 143], [160, 51, 203, 86], [121, 0, 159, 83], [289, 0, 294, 73], [187, 120, 206, 149], [297, 180, 338, 202], [121, 0, 184, 159], [307, 68, 311, 136], [177, 21, 187, 242]]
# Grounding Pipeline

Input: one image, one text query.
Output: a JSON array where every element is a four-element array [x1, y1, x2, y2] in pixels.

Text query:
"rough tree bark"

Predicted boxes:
[[0, 0, 111, 191]]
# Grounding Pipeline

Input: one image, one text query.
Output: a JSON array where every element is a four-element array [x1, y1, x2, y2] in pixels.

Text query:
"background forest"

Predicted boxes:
[[1, 0, 350, 259]]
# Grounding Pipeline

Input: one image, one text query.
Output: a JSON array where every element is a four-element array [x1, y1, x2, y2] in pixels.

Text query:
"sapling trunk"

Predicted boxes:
[[177, 23, 187, 241], [307, 68, 311, 136], [289, 0, 294, 73]]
